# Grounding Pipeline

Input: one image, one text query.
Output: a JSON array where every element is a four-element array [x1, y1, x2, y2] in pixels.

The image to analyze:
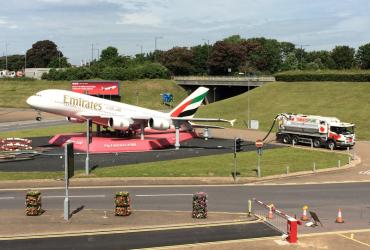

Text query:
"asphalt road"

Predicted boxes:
[[0, 137, 279, 172], [1, 183, 369, 232], [0, 222, 279, 250], [0, 119, 68, 132]]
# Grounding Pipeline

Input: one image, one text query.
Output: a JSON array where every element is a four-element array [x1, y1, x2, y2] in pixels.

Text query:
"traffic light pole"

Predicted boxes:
[[233, 138, 237, 182]]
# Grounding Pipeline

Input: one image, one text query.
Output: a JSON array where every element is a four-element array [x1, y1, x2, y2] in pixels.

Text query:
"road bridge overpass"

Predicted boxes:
[[174, 76, 275, 103]]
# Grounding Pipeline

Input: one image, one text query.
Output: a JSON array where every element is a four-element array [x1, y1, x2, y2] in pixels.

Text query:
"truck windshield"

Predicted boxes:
[[330, 126, 354, 135]]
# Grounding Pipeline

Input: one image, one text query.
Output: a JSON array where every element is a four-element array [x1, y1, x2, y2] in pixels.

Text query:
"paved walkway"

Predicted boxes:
[[168, 229, 370, 250], [0, 210, 251, 238]]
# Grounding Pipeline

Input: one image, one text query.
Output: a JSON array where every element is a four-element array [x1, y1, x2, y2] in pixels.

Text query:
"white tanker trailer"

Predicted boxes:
[[276, 113, 355, 150]]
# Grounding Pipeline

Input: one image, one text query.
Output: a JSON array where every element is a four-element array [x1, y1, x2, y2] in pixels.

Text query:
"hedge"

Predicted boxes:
[[275, 70, 370, 82], [42, 63, 170, 81]]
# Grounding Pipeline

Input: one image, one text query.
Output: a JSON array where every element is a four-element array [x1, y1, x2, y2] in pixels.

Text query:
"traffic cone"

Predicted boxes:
[[267, 206, 273, 219], [335, 208, 344, 223], [301, 205, 309, 221]]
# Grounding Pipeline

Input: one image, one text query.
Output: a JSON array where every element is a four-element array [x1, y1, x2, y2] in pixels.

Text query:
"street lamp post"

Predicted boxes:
[[154, 36, 163, 61], [202, 39, 210, 74], [240, 71, 250, 128], [57, 46, 63, 68], [5, 42, 9, 70], [297, 44, 310, 69], [136, 44, 143, 55], [24, 51, 27, 73]]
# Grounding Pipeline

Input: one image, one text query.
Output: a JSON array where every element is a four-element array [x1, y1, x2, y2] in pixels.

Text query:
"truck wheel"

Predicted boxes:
[[327, 141, 336, 150], [292, 136, 299, 145], [313, 138, 321, 148], [282, 134, 291, 144]]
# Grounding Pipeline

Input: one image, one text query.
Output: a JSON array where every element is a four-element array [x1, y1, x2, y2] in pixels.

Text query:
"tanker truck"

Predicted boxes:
[[276, 113, 355, 150]]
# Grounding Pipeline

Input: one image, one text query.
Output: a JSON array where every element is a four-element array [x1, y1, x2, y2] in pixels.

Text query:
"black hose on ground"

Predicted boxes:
[[262, 113, 288, 142]]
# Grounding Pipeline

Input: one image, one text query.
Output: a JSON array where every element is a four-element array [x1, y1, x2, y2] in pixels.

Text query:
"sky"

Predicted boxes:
[[1, 0, 369, 65]]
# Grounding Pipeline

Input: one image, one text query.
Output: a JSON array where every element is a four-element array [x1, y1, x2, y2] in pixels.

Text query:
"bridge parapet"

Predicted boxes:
[[174, 76, 275, 82], [174, 76, 275, 86]]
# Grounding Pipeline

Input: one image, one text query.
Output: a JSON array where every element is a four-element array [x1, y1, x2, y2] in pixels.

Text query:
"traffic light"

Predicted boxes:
[[234, 138, 243, 153]]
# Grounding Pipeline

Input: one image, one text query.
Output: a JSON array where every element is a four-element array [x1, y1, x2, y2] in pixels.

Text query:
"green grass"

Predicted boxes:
[[275, 69, 370, 75], [0, 124, 86, 138], [92, 147, 347, 177], [0, 171, 64, 180], [0, 147, 348, 180], [0, 78, 187, 109], [197, 81, 370, 139]]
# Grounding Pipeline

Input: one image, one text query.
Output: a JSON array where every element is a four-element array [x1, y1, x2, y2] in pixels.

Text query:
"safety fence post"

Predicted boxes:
[[286, 165, 289, 175], [248, 199, 252, 217], [313, 162, 316, 172]]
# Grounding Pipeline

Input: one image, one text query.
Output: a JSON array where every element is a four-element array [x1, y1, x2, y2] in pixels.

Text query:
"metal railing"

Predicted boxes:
[[253, 199, 289, 234], [173, 76, 276, 82]]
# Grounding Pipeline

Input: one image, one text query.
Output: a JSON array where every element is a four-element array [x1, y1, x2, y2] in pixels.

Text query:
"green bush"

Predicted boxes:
[[42, 63, 170, 81], [275, 70, 370, 82]]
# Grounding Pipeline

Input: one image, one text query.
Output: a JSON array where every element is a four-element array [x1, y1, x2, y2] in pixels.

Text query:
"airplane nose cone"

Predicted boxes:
[[26, 96, 37, 107]]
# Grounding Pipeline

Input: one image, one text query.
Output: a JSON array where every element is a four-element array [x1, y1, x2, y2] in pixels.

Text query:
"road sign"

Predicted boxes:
[[255, 139, 263, 148]]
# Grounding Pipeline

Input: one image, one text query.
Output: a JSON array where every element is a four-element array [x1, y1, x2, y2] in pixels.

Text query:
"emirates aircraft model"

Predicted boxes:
[[26, 87, 235, 136]]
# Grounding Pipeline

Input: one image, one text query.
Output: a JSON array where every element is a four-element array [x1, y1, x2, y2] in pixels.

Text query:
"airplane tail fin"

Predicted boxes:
[[170, 87, 209, 118]]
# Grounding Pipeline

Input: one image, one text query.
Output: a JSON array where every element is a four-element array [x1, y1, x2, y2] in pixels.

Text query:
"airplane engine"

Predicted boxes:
[[108, 117, 133, 130], [149, 118, 171, 130], [66, 117, 85, 123]]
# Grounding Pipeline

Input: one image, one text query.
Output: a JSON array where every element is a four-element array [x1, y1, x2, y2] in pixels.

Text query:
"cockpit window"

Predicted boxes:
[[330, 126, 354, 135]]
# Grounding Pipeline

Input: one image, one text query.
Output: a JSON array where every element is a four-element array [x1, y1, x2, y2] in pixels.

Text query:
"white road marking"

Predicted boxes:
[[359, 170, 370, 175], [136, 194, 193, 197], [44, 195, 106, 198], [0, 197, 15, 200]]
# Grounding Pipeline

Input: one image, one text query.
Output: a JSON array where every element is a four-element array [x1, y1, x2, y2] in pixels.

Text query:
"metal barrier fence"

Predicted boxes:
[[173, 76, 276, 82], [252, 198, 298, 243]]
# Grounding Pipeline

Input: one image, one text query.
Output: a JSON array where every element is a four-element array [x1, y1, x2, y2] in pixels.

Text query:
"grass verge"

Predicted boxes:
[[197, 81, 370, 139], [92, 147, 348, 177], [0, 124, 86, 138], [0, 79, 187, 109], [0, 147, 348, 180]]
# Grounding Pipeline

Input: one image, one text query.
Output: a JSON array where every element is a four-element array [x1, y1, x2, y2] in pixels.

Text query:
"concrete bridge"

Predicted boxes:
[[174, 76, 275, 87], [173, 76, 275, 103]]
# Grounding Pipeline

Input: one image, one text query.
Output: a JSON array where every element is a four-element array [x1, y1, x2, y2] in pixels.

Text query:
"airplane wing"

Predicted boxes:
[[189, 123, 226, 129], [172, 117, 236, 127], [77, 112, 150, 121]]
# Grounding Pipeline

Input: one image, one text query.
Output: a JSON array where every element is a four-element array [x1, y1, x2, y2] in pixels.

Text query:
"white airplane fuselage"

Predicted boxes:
[[26, 89, 170, 130], [27, 87, 234, 133]]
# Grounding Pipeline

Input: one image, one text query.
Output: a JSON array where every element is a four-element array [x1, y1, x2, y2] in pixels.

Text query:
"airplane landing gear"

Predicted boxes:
[[36, 111, 42, 121]]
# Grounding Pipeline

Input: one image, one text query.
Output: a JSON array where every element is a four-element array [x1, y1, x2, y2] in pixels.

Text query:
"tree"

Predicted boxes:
[[26, 40, 61, 68], [280, 52, 299, 71], [223, 35, 245, 44], [191, 44, 210, 75], [306, 50, 335, 69], [100, 46, 119, 61], [208, 41, 246, 75], [244, 38, 282, 73], [158, 47, 195, 75], [331, 45, 355, 69], [0, 55, 25, 71], [280, 42, 296, 61], [356, 42, 370, 69], [48, 57, 71, 68]]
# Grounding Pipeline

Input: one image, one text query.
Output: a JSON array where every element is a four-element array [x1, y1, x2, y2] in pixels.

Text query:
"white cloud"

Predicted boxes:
[[0, 18, 7, 25], [118, 13, 161, 26]]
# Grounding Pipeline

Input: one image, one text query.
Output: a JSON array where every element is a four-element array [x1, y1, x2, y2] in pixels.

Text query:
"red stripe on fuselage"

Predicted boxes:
[[171, 99, 192, 117]]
